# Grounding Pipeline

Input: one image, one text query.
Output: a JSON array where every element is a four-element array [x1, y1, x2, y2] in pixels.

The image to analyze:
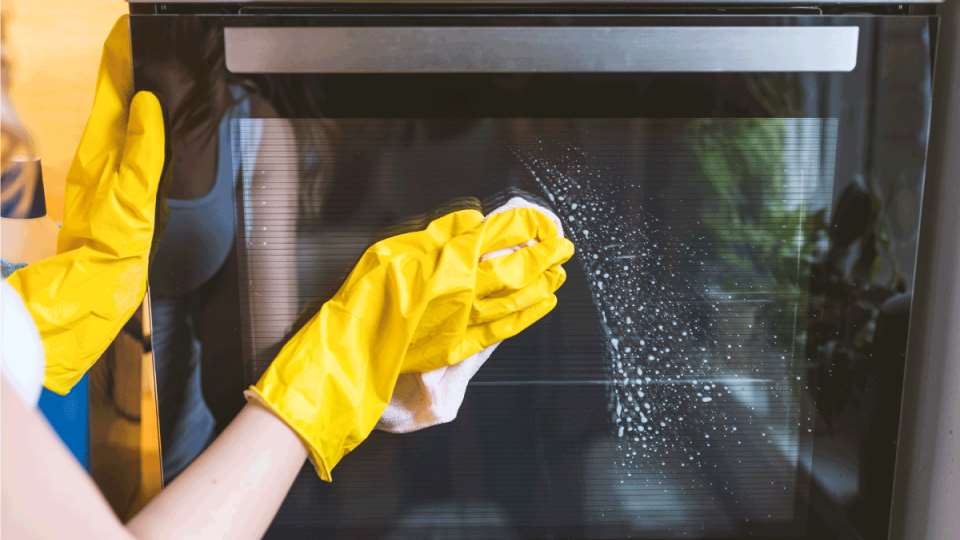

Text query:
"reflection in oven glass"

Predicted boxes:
[[225, 117, 837, 537], [128, 12, 934, 538]]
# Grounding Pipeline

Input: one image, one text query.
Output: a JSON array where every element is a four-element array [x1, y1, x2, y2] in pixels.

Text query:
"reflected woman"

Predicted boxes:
[[136, 18, 305, 481]]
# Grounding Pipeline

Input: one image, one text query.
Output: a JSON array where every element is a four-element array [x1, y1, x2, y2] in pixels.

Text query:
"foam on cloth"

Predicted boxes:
[[376, 196, 563, 434]]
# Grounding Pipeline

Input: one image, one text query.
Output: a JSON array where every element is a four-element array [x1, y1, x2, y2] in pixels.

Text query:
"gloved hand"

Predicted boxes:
[[247, 207, 574, 481], [5, 16, 164, 395], [377, 196, 566, 434]]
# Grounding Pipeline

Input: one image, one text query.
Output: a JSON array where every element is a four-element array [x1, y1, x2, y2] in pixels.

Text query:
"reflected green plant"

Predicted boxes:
[[691, 118, 816, 297], [690, 116, 906, 422]]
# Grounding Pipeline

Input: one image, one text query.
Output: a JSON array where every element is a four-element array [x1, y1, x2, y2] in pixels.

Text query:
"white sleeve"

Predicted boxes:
[[1, 280, 45, 405]]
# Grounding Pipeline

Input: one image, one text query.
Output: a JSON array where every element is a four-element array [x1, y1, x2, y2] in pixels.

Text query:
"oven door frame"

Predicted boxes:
[[123, 8, 940, 540]]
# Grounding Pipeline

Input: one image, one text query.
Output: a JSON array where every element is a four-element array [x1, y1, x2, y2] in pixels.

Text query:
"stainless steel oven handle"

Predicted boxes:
[[224, 26, 859, 74]]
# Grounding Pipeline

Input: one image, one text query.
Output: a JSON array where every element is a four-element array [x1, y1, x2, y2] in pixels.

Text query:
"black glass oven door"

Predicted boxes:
[[131, 12, 936, 540]]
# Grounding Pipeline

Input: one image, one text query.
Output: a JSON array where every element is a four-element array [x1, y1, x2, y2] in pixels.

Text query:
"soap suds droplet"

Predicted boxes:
[[518, 147, 741, 480], [514, 138, 820, 521]]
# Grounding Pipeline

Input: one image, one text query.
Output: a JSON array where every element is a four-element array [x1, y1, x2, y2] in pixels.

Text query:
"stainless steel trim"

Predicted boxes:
[[224, 26, 859, 73], [890, 1, 960, 538], [129, 0, 943, 4]]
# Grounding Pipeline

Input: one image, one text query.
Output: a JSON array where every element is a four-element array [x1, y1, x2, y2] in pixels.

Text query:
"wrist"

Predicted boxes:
[[244, 384, 335, 482]]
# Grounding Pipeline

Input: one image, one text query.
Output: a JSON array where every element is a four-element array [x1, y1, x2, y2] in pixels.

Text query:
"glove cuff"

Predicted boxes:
[[244, 386, 336, 482]]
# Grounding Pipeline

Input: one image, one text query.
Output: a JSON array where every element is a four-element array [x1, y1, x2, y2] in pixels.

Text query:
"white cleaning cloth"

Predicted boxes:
[[377, 197, 563, 433], [0, 280, 45, 406]]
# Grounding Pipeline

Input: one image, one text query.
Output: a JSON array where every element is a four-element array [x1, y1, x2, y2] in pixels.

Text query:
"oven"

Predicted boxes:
[[118, 1, 942, 537]]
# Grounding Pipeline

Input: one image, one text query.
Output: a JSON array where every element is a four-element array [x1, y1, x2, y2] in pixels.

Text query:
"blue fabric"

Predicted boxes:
[[37, 376, 90, 468]]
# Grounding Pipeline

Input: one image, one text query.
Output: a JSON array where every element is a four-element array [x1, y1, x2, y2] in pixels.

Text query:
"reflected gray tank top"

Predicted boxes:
[[150, 91, 250, 297]]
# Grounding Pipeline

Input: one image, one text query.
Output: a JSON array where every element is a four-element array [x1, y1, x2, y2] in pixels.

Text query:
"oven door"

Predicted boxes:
[[130, 10, 936, 539]]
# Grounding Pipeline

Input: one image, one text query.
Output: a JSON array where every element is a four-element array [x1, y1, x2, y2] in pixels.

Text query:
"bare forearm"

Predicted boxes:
[[127, 403, 307, 539]]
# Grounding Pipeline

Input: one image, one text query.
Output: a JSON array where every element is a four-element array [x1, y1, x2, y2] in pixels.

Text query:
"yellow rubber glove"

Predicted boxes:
[[247, 207, 574, 481], [6, 16, 165, 395]]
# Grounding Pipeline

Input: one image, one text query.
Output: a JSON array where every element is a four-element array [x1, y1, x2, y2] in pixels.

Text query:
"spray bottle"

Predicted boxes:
[[0, 158, 58, 272]]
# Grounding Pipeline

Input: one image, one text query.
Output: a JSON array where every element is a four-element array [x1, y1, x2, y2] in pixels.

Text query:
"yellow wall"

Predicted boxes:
[[5, 0, 127, 221]]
